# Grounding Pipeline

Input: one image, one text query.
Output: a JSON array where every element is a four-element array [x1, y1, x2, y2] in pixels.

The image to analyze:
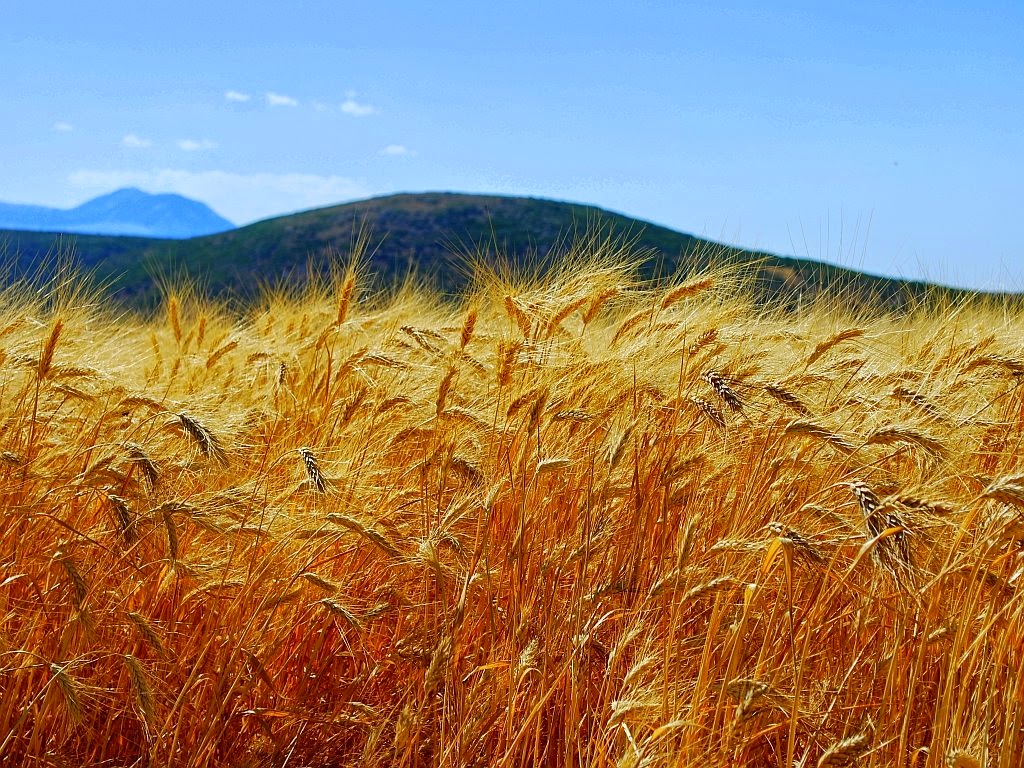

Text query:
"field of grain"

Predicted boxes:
[[0, 247, 1020, 767]]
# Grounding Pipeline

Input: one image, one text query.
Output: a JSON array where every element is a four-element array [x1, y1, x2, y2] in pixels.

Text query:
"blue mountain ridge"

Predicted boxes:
[[0, 188, 234, 239]]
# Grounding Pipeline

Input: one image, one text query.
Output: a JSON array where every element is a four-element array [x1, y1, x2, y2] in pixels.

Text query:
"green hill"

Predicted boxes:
[[0, 192, 994, 309]]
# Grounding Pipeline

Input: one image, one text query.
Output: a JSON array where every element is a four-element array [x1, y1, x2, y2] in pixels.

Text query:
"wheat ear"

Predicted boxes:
[[173, 412, 229, 467]]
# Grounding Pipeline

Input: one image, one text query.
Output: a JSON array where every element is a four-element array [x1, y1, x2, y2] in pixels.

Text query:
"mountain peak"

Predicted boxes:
[[0, 188, 234, 239]]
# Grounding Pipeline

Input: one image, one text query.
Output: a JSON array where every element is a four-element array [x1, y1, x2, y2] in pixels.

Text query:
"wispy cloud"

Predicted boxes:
[[340, 95, 376, 117], [53, 122, 74, 133], [68, 168, 369, 224], [266, 91, 299, 107], [224, 90, 251, 102], [122, 134, 152, 149], [381, 144, 414, 156], [177, 138, 218, 152]]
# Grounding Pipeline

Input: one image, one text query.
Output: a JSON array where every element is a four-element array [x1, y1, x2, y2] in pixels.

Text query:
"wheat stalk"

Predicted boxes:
[[298, 447, 328, 493], [336, 272, 356, 325], [127, 611, 168, 657], [866, 425, 947, 458], [546, 295, 589, 335], [607, 422, 635, 470], [703, 371, 743, 412], [49, 663, 83, 724], [497, 340, 520, 386], [328, 514, 401, 557], [611, 306, 652, 345], [107, 495, 136, 544], [449, 455, 485, 487], [661, 276, 714, 308], [582, 286, 619, 324], [807, 327, 864, 366], [689, 397, 726, 429], [765, 383, 810, 415], [301, 572, 339, 592], [59, 556, 87, 607], [38, 319, 64, 379], [124, 655, 155, 729], [167, 296, 183, 343], [848, 480, 915, 581], [123, 442, 159, 491], [436, 366, 457, 416], [891, 385, 945, 421], [320, 598, 362, 627], [205, 339, 238, 369], [784, 419, 855, 452], [503, 295, 534, 337], [688, 328, 718, 354], [172, 412, 229, 466], [982, 475, 1024, 506], [424, 635, 453, 696], [817, 728, 871, 766], [459, 306, 478, 348], [766, 521, 824, 565]]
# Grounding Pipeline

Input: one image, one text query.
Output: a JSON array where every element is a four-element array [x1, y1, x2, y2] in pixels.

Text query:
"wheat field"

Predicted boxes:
[[0, 245, 1021, 767]]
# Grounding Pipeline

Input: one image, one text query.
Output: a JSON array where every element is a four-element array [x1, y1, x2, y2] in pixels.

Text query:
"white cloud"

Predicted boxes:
[[53, 121, 74, 133], [312, 101, 330, 112], [225, 90, 251, 102], [122, 133, 152, 149], [68, 168, 369, 224], [177, 138, 218, 152], [340, 98, 376, 117], [381, 144, 414, 156], [266, 91, 299, 107]]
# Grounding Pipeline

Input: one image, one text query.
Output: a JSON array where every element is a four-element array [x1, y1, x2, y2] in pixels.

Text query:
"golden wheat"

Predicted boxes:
[[1, 250, 1023, 766]]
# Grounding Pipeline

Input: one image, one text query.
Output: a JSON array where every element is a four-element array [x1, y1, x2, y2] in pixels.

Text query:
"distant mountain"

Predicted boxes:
[[0, 192, 1006, 309], [0, 188, 234, 239]]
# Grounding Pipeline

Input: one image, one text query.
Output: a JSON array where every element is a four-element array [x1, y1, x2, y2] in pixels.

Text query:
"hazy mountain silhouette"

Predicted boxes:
[[0, 188, 234, 238]]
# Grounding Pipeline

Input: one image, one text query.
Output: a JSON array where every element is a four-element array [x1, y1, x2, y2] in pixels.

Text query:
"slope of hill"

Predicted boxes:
[[0, 187, 234, 239], [0, 192, 997, 308]]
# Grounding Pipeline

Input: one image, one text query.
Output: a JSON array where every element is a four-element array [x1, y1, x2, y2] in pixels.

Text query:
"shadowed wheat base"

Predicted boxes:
[[0, 247, 1021, 767]]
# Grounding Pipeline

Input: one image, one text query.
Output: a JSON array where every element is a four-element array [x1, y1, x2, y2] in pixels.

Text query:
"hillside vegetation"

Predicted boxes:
[[0, 193, 979, 309], [0, 240, 1021, 766]]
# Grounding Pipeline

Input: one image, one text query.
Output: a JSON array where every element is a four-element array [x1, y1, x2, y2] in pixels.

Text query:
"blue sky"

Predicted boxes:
[[2, 1, 1022, 289]]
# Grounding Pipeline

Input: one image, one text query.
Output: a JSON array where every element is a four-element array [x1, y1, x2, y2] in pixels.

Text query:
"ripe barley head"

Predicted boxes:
[[298, 446, 327, 493], [173, 412, 229, 467], [703, 370, 743, 412]]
